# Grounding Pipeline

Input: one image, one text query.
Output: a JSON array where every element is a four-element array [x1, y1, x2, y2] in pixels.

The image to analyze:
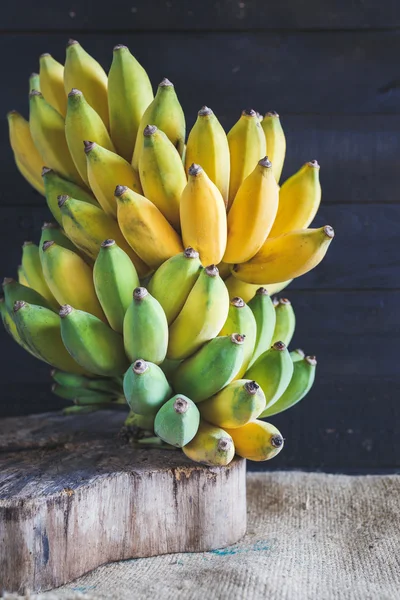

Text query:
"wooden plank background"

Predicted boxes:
[[0, 1, 398, 472]]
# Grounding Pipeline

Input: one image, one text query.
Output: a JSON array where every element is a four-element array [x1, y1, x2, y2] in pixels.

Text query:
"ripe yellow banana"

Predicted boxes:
[[132, 78, 185, 170], [167, 265, 229, 360], [225, 420, 284, 461], [269, 160, 322, 238], [183, 421, 235, 466], [115, 185, 183, 269], [41, 241, 106, 321], [232, 225, 335, 284], [21, 242, 58, 310], [39, 221, 84, 260], [224, 157, 279, 264], [15, 156, 44, 195], [261, 111, 286, 183], [180, 164, 227, 266], [139, 125, 186, 231], [85, 141, 141, 218], [65, 88, 115, 186], [185, 106, 230, 205], [29, 90, 83, 186], [7, 111, 44, 193], [39, 53, 67, 116], [224, 276, 292, 303], [64, 39, 109, 128], [227, 109, 266, 208], [108, 44, 154, 162], [218, 297, 257, 380], [58, 194, 148, 276]]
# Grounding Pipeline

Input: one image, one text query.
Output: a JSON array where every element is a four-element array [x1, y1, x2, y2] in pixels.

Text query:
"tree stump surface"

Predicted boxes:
[[0, 411, 247, 594]]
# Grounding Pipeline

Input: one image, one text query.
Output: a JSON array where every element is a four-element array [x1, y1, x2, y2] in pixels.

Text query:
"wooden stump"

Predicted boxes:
[[0, 411, 246, 594]]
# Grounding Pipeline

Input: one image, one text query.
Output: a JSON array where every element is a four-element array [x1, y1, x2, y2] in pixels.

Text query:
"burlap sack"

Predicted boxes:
[[3, 472, 400, 600]]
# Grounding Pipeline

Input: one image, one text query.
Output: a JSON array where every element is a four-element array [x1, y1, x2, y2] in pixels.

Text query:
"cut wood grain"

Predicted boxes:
[[1, 1, 399, 31], [0, 412, 246, 593]]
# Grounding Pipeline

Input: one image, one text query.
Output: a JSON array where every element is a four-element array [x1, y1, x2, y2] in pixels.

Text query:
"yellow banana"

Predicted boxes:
[[15, 156, 44, 195], [224, 276, 292, 303], [17, 265, 29, 286], [227, 109, 266, 209], [29, 90, 83, 186], [183, 421, 235, 466], [224, 157, 279, 264], [216, 261, 232, 280], [7, 111, 44, 192], [29, 72, 40, 93], [21, 242, 58, 310], [185, 106, 230, 205], [64, 39, 109, 128], [232, 225, 335, 284], [65, 88, 115, 186], [218, 297, 257, 380], [41, 241, 106, 321], [132, 78, 185, 170], [139, 125, 186, 230], [261, 111, 286, 183], [115, 185, 183, 269], [58, 194, 148, 276], [85, 141, 141, 218], [180, 164, 227, 266], [108, 44, 154, 162], [269, 160, 322, 238], [0, 296, 36, 356], [225, 420, 284, 461], [39, 53, 67, 116], [167, 265, 229, 360]]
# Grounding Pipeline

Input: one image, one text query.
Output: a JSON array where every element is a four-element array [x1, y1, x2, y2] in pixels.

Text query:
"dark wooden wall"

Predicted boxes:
[[0, 1, 399, 472]]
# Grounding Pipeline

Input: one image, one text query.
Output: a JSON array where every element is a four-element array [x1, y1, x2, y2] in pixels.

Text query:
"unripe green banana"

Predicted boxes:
[[64, 404, 111, 415], [185, 106, 230, 205], [123, 287, 168, 365], [17, 265, 29, 286], [183, 421, 235, 466], [29, 72, 40, 93], [41, 241, 105, 321], [147, 248, 202, 325], [52, 382, 113, 403], [199, 379, 266, 429], [29, 90, 83, 186], [139, 125, 187, 230], [124, 409, 155, 433], [247, 287, 276, 368], [245, 341, 293, 410], [132, 78, 185, 169], [261, 355, 317, 417], [272, 297, 296, 346], [93, 239, 140, 333], [172, 333, 245, 403], [60, 304, 128, 377], [218, 296, 257, 379], [290, 348, 305, 363], [167, 265, 229, 360], [13, 301, 87, 374], [261, 111, 286, 183], [123, 359, 172, 416], [0, 295, 36, 355], [21, 242, 59, 310], [42, 166, 97, 227], [154, 394, 200, 447], [39, 222, 79, 259], [108, 44, 154, 162], [3, 277, 55, 313], [160, 358, 182, 380], [51, 369, 121, 394], [225, 420, 284, 461]]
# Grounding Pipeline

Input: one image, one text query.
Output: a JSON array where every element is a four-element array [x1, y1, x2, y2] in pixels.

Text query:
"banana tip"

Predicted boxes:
[[242, 108, 257, 117], [306, 355, 317, 366], [42, 241, 55, 252], [188, 163, 203, 177], [113, 44, 127, 51], [256, 287, 269, 296], [231, 333, 246, 345], [324, 225, 335, 239], [83, 140, 96, 153], [308, 159, 320, 169], [259, 156, 272, 168], [57, 194, 69, 207], [271, 434, 284, 448], [114, 185, 128, 197], [273, 341, 286, 351], [133, 359, 148, 374], [174, 397, 189, 414], [13, 300, 26, 313], [133, 287, 148, 301], [101, 239, 115, 248], [159, 77, 173, 87], [218, 438, 233, 452], [41, 166, 53, 176], [67, 39, 79, 47], [59, 304, 73, 318], [231, 296, 245, 308], [198, 106, 213, 116], [265, 110, 279, 118], [204, 264, 219, 277], [244, 381, 260, 395], [143, 125, 157, 137]]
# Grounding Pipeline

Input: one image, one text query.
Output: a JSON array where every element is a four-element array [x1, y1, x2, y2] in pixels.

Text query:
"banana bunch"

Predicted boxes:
[[3, 40, 332, 466]]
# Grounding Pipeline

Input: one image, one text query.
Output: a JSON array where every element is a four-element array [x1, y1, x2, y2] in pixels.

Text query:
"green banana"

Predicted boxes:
[[183, 421, 235, 466], [147, 248, 202, 325], [21, 242, 58, 310], [51, 369, 121, 394], [261, 111, 286, 183], [17, 265, 29, 286], [3, 277, 55, 313], [154, 394, 200, 447], [42, 166, 97, 227], [218, 296, 257, 379], [245, 341, 293, 410], [160, 358, 182, 380], [93, 239, 140, 333], [290, 348, 305, 363], [0, 295, 36, 355], [123, 359, 172, 416], [108, 44, 154, 162], [60, 304, 128, 376], [52, 383, 113, 403], [124, 409, 155, 433], [167, 265, 229, 360], [13, 301, 86, 373], [247, 287, 276, 368], [272, 297, 296, 346], [39, 222, 79, 259], [123, 287, 168, 365], [132, 78, 185, 170], [29, 72, 40, 93], [199, 379, 266, 429], [261, 355, 317, 417], [63, 405, 112, 415], [172, 333, 245, 403]]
